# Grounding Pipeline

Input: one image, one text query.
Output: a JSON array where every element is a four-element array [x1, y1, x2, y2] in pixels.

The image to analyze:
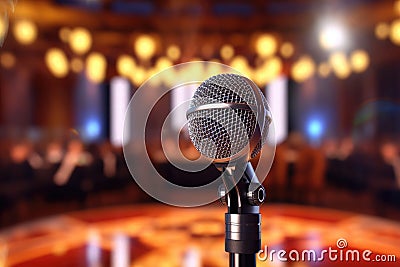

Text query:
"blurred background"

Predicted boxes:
[[0, 0, 400, 266]]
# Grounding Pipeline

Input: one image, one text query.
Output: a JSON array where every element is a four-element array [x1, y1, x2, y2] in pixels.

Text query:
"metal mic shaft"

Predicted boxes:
[[217, 162, 264, 267]]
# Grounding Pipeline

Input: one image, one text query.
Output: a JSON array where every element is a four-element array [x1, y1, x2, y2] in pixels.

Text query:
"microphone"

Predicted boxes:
[[186, 73, 272, 267]]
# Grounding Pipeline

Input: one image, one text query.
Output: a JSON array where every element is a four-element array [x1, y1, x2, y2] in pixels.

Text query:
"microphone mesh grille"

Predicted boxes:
[[188, 108, 256, 159], [251, 93, 270, 158], [189, 74, 257, 107], [187, 73, 267, 160]]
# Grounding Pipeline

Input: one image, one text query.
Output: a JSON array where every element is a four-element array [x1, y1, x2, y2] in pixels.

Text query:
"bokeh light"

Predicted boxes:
[[230, 55, 251, 78], [375, 22, 390, 40], [86, 52, 107, 83], [255, 34, 278, 58], [130, 66, 147, 86], [45, 48, 69, 78], [318, 62, 331, 78], [307, 119, 324, 139], [85, 119, 101, 139], [291, 56, 316, 82], [155, 57, 172, 72], [166, 45, 181, 61], [117, 55, 136, 77], [329, 51, 351, 79], [220, 44, 234, 61], [134, 34, 156, 61], [153, 57, 174, 86], [59, 27, 71, 42], [13, 19, 37, 45], [390, 19, 400, 45], [280, 42, 294, 58], [0, 52, 16, 68], [69, 27, 92, 55], [318, 22, 347, 50], [254, 56, 283, 85], [350, 50, 370, 73]]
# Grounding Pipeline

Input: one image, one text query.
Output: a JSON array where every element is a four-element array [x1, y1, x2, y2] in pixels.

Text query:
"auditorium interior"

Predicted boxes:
[[0, 0, 399, 266]]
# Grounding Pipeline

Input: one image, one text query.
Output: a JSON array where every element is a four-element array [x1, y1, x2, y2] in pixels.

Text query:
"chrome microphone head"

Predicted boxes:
[[186, 73, 271, 163]]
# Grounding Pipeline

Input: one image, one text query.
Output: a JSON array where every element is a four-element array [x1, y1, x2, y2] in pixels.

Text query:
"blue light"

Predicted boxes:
[[307, 119, 323, 139], [85, 119, 101, 139]]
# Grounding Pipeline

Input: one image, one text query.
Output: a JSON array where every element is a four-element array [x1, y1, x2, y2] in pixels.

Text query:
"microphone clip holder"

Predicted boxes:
[[216, 162, 265, 267]]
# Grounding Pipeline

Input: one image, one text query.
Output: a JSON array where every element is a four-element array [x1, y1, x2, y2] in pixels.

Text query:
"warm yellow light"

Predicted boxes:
[[130, 66, 147, 86], [70, 57, 83, 73], [350, 50, 369, 73], [230, 56, 248, 69], [220, 44, 234, 61], [255, 57, 283, 85], [0, 52, 16, 68], [335, 66, 351, 79], [45, 48, 69, 78], [318, 62, 331, 77], [291, 56, 316, 82], [329, 52, 351, 79], [146, 67, 158, 82], [375, 22, 390, 40], [230, 56, 252, 77], [59, 27, 71, 42], [329, 51, 346, 67], [13, 19, 37, 45], [267, 57, 283, 77], [166, 45, 181, 61], [86, 52, 107, 83], [390, 19, 400, 45], [255, 34, 277, 58], [134, 34, 156, 61], [117, 55, 136, 77], [156, 63, 178, 87], [155, 57, 172, 71], [152, 57, 174, 86], [69, 27, 92, 55], [280, 42, 294, 58]]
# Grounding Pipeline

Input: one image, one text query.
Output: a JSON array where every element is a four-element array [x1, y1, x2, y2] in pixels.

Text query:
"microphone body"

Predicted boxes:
[[186, 73, 272, 267]]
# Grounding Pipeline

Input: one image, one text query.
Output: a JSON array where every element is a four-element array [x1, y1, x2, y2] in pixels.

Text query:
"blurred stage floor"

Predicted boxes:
[[0, 204, 399, 267]]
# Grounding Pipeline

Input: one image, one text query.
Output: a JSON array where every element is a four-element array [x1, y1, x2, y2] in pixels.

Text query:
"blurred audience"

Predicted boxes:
[[268, 132, 325, 205], [374, 141, 400, 215], [1, 141, 34, 223], [379, 142, 400, 187], [266, 133, 400, 217], [1, 133, 400, 227]]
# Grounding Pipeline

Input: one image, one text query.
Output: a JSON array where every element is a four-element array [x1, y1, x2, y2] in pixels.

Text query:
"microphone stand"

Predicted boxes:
[[217, 162, 266, 267]]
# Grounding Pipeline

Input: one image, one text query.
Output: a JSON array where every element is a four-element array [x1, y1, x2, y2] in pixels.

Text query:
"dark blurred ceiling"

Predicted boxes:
[[15, 0, 394, 34]]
